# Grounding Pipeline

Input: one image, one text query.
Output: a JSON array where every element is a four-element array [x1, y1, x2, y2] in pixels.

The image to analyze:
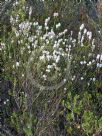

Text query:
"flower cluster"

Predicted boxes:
[[4, 12, 73, 90], [2, 12, 102, 89], [78, 24, 93, 46]]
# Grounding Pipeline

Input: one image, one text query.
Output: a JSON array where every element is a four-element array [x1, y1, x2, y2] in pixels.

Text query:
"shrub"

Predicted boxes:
[[1, 0, 102, 136]]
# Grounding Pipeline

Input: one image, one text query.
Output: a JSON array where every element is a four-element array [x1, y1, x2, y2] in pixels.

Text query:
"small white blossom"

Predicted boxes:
[[81, 77, 84, 80], [63, 79, 67, 82], [16, 62, 20, 67], [6, 99, 9, 102], [80, 61, 84, 65], [97, 63, 102, 68], [64, 88, 67, 91], [87, 31, 92, 40], [33, 22, 38, 26], [63, 29, 68, 34], [42, 75, 47, 80], [46, 69, 51, 73], [45, 17, 50, 26], [56, 23, 61, 29], [39, 55, 45, 60], [53, 12, 59, 17], [84, 61, 87, 64], [96, 54, 100, 60], [47, 65, 53, 69], [83, 28, 87, 34], [4, 101, 6, 105], [93, 78, 96, 81], [22, 74, 24, 77], [80, 24, 84, 31], [29, 6, 32, 18]]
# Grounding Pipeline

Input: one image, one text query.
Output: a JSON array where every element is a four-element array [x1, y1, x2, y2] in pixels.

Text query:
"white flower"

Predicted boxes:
[[6, 99, 9, 102], [45, 17, 50, 26], [28, 50, 31, 54], [78, 31, 81, 43], [55, 56, 60, 63], [89, 61, 92, 65], [63, 79, 67, 82], [72, 76, 76, 81], [39, 55, 45, 60], [64, 88, 67, 91], [59, 73, 61, 76], [63, 42, 65, 45], [48, 29, 55, 39], [100, 55, 102, 61], [10, 16, 14, 23], [19, 21, 31, 31], [46, 69, 50, 73], [42, 74, 47, 80], [80, 24, 84, 31], [29, 6, 32, 17], [80, 61, 84, 65], [97, 63, 102, 68], [56, 23, 61, 29], [4, 101, 6, 105], [47, 55, 52, 61], [16, 62, 20, 67], [63, 29, 68, 34], [83, 28, 87, 34], [88, 32, 92, 40], [92, 44, 95, 51], [38, 26, 42, 30], [66, 48, 68, 52], [100, 64, 102, 67], [71, 31, 73, 36], [33, 22, 38, 26], [28, 36, 34, 42], [97, 63, 100, 68], [83, 61, 87, 64], [27, 45, 30, 49], [47, 65, 53, 69], [53, 12, 59, 17], [13, 65, 15, 68], [46, 39, 50, 44], [81, 35, 84, 43], [81, 77, 84, 80], [92, 60, 95, 63], [87, 31, 92, 40], [92, 39, 95, 45], [22, 74, 24, 77], [96, 54, 100, 60], [93, 78, 96, 81], [98, 31, 101, 34], [45, 26, 49, 30], [58, 39, 63, 43], [52, 63, 56, 67], [53, 43, 59, 48], [15, 31, 19, 37]]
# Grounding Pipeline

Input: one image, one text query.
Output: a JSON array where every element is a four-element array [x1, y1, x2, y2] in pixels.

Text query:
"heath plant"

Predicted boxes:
[[1, 0, 102, 136]]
